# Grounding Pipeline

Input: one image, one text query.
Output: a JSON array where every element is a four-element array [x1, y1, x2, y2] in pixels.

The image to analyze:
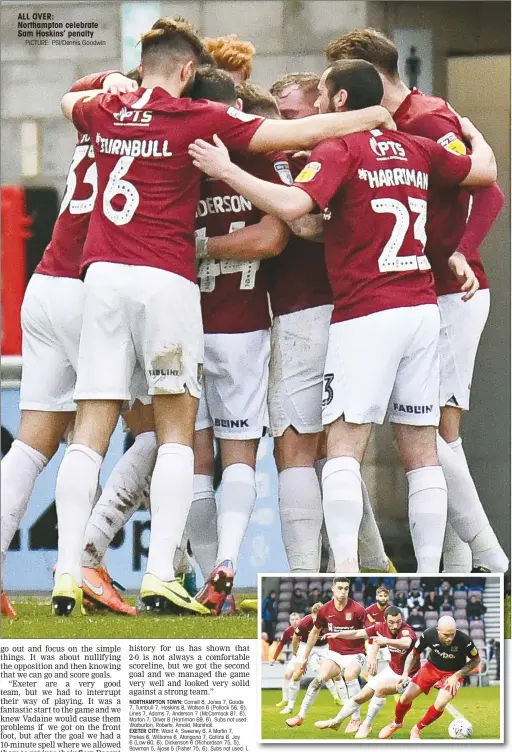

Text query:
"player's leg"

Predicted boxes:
[[342, 660, 364, 732], [410, 685, 455, 739], [287, 658, 341, 726], [389, 304, 447, 572], [322, 313, 408, 571], [310, 649, 341, 704], [269, 307, 329, 572], [277, 660, 295, 709], [357, 676, 401, 739], [323, 419, 372, 571], [81, 398, 155, 615], [437, 289, 507, 571], [187, 425, 217, 581], [284, 659, 307, 714], [378, 680, 423, 738], [2, 274, 81, 598], [315, 683, 374, 730], [196, 329, 268, 612], [274, 430, 323, 572]]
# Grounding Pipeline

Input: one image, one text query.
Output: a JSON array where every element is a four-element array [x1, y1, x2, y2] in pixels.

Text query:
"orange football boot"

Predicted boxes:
[[82, 567, 136, 615], [1, 592, 16, 618]]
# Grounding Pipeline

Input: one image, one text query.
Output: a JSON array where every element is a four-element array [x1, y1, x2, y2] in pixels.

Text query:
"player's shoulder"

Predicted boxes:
[[455, 629, 471, 643], [400, 622, 416, 638], [405, 89, 458, 124], [317, 600, 331, 616], [422, 627, 437, 640], [299, 613, 312, 627], [352, 599, 367, 616]]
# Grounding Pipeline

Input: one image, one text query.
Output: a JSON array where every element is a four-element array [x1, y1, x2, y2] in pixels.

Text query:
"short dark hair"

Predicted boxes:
[[377, 585, 390, 595], [270, 72, 319, 103], [236, 81, 279, 118], [190, 66, 236, 104], [125, 68, 142, 85], [326, 28, 399, 78], [325, 60, 383, 110], [141, 18, 204, 72], [333, 576, 351, 587], [385, 605, 403, 619]]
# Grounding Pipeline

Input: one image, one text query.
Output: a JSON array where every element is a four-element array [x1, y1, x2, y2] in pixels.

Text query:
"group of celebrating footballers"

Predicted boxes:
[[271, 577, 480, 740], [1, 18, 509, 620]]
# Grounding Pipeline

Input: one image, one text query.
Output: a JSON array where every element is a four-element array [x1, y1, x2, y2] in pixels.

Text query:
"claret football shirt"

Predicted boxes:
[[294, 128, 472, 323], [72, 87, 263, 281], [314, 598, 367, 655], [365, 620, 417, 674]]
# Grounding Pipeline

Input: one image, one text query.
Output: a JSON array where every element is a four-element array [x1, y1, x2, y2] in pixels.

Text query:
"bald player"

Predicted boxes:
[[380, 614, 480, 740]]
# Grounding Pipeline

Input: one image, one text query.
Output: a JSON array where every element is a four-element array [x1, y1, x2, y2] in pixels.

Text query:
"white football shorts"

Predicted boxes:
[[75, 262, 203, 402], [268, 305, 332, 436], [195, 329, 270, 440], [366, 664, 402, 692], [322, 304, 440, 427], [438, 288, 490, 411], [326, 650, 367, 673], [295, 641, 329, 669], [20, 273, 84, 412]]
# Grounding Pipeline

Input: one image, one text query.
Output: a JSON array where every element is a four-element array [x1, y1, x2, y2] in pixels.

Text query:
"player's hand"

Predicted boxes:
[[324, 632, 339, 640], [448, 251, 480, 301], [102, 72, 139, 94], [458, 116, 480, 141], [189, 134, 232, 179], [443, 674, 462, 696], [374, 634, 389, 647], [396, 674, 409, 690], [292, 150, 311, 160], [376, 105, 397, 131], [367, 658, 378, 676], [298, 660, 308, 675], [268, 658, 275, 666]]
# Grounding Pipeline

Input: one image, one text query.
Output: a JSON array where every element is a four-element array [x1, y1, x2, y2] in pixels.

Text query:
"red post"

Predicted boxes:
[[1, 186, 32, 355]]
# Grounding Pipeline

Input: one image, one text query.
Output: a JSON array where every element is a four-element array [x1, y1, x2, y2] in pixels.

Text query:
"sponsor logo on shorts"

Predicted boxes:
[[214, 418, 249, 428], [149, 368, 181, 377], [393, 403, 433, 414]]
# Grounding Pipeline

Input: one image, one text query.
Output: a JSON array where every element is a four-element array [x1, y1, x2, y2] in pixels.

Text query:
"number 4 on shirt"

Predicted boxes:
[[196, 223, 260, 292]]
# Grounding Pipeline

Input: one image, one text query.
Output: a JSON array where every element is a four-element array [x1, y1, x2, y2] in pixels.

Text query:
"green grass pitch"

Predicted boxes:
[[261, 685, 501, 741], [0, 593, 257, 640]]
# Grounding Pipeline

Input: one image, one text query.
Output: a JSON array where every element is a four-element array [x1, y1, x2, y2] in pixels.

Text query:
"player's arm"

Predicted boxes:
[[69, 70, 138, 94], [455, 641, 481, 681], [366, 639, 379, 676], [291, 633, 301, 656], [455, 182, 504, 258], [287, 213, 324, 243], [247, 106, 395, 153], [375, 634, 413, 651], [269, 634, 287, 665], [447, 252, 479, 302], [298, 625, 321, 668], [457, 118, 497, 186], [200, 214, 290, 261], [190, 136, 315, 221]]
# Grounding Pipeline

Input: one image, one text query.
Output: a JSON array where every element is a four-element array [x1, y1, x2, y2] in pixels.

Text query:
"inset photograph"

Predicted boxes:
[[260, 574, 502, 742]]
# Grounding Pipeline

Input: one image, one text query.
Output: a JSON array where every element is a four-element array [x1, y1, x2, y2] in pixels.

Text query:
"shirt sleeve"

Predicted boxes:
[[293, 138, 356, 210], [465, 638, 480, 660], [409, 107, 467, 154], [72, 94, 101, 135], [208, 103, 264, 153], [413, 632, 427, 655], [422, 138, 472, 187], [365, 623, 377, 640]]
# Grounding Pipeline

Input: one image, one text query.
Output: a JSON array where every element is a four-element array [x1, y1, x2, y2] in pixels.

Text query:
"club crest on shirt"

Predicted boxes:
[[295, 161, 321, 182], [274, 160, 293, 185], [346, 612, 352, 620], [437, 131, 467, 155]]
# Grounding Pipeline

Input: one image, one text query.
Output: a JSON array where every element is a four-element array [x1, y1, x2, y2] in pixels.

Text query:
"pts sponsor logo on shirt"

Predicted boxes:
[[113, 106, 153, 126], [369, 130, 407, 161]]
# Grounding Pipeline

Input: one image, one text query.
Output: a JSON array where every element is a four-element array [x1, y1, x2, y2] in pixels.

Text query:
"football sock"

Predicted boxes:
[[407, 465, 447, 571], [394, 700, 412, 725], [366, 695, 386, 724], [442, 522, 473, 572], [359, 479, 388, 570], [173, 528, 192, 575], [322, 457, 363, 571], [333, 698, 358, 723], [437, 435, 508, 571], [146, 443, 194, 582], [281, 677, 289, 702], [1, 441, 48, 575], [215, 463, 256, 571], [186, 474, 217, 580], [278, 468, 323, 572], [325, 678, 338, 699], [298, 675, 324, 718], [417, 705, 443, 730], [287, 678, 301, 708], [82, 431, 156, 568], [335, 679, 347, 702], [55, 444, 102, 583], [346, 679, 361, 719]]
